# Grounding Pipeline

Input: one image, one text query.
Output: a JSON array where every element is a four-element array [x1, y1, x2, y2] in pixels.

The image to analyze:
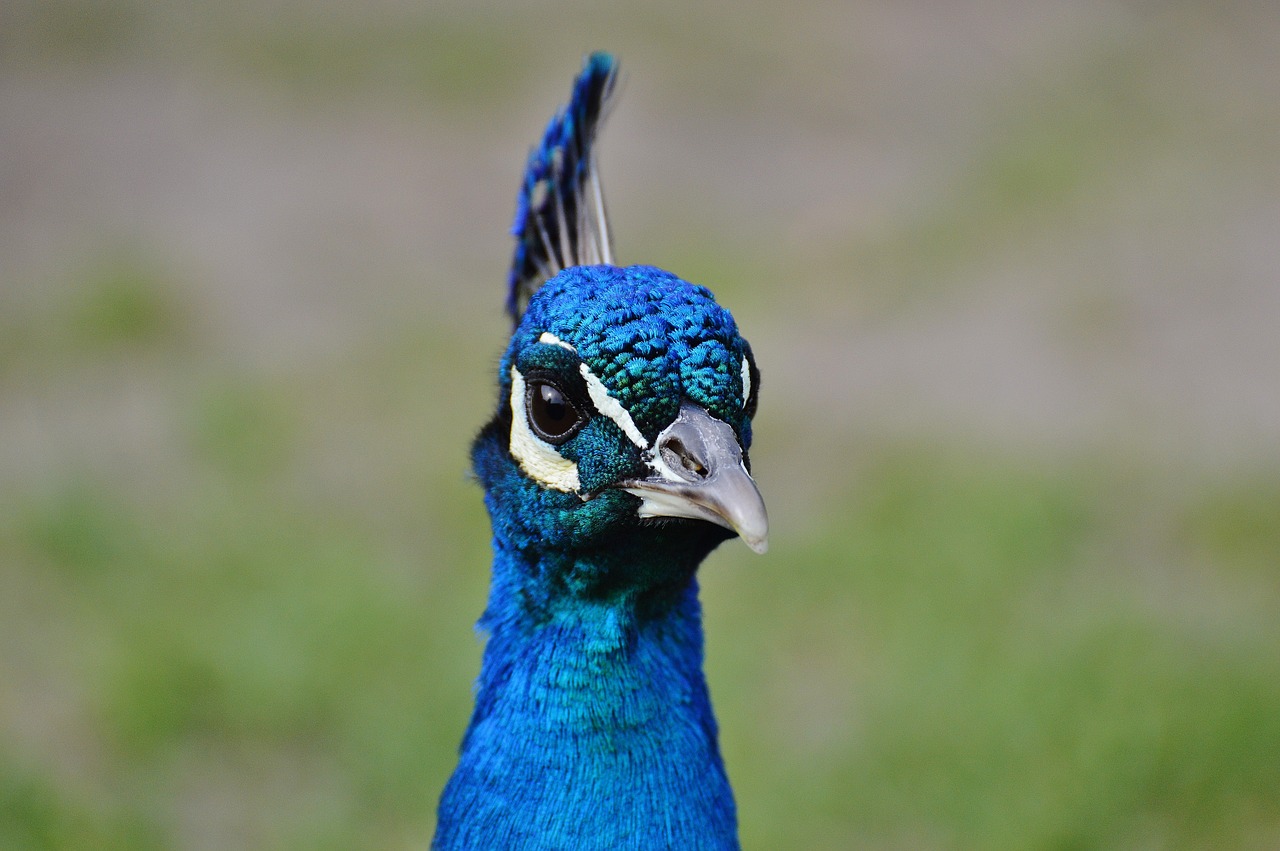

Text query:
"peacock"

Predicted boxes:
[[432, 52, 767, 851]]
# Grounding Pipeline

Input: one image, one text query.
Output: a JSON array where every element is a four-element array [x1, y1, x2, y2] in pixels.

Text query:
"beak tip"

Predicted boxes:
[[743, 534, 768, 555]]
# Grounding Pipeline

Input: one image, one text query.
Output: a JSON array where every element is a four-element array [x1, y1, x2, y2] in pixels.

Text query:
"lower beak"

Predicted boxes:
[[621, 402, 768, 554]]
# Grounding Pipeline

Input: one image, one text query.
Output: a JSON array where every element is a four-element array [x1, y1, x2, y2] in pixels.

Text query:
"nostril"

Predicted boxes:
[[661, 436, 708, 479]]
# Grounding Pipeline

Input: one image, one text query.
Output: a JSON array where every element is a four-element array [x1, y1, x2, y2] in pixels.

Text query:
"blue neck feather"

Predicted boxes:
[[433, 435, 740, 850]]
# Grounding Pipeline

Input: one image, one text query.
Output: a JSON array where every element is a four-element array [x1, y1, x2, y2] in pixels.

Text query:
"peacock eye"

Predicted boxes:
[[526, 381, 585, 444]]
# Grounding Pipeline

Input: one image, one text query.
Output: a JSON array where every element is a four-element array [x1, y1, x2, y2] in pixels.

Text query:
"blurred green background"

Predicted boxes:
[[3, 1, 1279, 848]]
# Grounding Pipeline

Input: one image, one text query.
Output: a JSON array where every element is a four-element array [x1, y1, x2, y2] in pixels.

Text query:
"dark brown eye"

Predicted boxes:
[[527, 381, 584, 443]]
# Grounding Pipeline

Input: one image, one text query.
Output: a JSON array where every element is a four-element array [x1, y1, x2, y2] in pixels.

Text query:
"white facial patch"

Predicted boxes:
[[508, 367, 582, 492], [579, 363, 647, 449], [538, 332, 577, 352], [741, 356, 752, 409]]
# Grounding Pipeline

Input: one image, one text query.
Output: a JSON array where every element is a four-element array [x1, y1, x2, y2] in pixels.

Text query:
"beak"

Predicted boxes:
[[621, 402, 769, 554]]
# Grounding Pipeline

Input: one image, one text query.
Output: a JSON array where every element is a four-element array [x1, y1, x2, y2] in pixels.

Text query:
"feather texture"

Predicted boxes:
[[507, 52, 618, 325]]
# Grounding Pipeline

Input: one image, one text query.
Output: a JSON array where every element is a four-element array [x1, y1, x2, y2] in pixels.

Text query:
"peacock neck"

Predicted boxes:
[[481, 539, 712, 727], [434, 539, 740, 850]]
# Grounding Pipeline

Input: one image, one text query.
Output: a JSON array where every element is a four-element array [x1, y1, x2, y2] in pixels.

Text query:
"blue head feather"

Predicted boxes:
[[434, 57, 762, 851], [508, 265, 754, 455]]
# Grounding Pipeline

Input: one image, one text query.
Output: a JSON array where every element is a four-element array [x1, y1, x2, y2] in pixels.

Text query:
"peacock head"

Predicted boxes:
[[472, 53, 765, 599], [475, 263, 766, 574]]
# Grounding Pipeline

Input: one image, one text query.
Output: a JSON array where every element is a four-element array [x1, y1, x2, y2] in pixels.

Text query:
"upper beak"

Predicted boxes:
[[621, 402, 769, 554]]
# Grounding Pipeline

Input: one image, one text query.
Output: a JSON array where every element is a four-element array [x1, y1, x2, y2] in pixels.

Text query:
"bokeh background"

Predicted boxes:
[[3, 1, 1279, 848]]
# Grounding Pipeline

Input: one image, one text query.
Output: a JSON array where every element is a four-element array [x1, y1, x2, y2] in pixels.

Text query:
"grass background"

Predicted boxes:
[[3, 1, 1279, 848]]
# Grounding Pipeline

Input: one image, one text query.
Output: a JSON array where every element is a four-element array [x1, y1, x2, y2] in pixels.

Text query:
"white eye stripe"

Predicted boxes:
[[741, 357, 752, 408], [538, 332, 577, 352], [508, 367, 581, 492], [579, 363, 648, 449]]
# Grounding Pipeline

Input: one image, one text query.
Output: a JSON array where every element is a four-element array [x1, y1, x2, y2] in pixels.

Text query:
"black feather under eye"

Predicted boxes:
[[527, 380, 586, 444]]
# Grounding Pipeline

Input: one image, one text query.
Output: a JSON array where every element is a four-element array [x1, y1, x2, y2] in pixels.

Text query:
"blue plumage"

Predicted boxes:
[[434, 54, 766, 850]]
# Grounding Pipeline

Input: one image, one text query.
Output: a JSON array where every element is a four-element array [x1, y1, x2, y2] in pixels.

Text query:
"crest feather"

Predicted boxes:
[[507, 52, 619, 325]]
